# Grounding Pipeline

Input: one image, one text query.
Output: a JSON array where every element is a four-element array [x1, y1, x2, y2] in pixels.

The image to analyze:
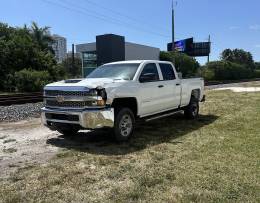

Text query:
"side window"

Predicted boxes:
[[139, 63, 159, 83], [159, 63, 176, 80]]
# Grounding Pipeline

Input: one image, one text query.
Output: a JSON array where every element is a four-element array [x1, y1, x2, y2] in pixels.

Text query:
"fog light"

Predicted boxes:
[[97, 100, 106, 106]]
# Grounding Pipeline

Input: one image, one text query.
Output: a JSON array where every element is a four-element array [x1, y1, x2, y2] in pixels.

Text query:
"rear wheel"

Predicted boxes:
[[114, 107, 135, 142], [54, 123, 79, 136], [184, 96, 199, 119]]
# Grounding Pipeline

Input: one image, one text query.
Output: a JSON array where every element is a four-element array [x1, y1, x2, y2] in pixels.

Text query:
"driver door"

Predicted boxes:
[[138, 63, 163, 116]]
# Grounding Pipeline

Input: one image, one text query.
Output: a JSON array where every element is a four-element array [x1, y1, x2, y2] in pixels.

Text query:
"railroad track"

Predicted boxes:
[[0, 92, 43, 106]]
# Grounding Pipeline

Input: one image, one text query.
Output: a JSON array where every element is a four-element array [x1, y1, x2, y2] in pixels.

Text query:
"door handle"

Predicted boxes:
[[176, 83, 180, 86], [158, 85, 164, 88]]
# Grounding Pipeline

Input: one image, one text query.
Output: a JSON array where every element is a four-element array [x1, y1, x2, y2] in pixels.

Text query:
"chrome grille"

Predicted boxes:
[[46, 100, 94, 108], [44, 90, 95, 97]]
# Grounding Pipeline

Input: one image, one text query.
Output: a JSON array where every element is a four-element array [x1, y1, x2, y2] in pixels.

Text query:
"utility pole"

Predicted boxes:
[[207, 35, 211, 63], [72, 44, 75, 76], [172, 0, 176, 51]]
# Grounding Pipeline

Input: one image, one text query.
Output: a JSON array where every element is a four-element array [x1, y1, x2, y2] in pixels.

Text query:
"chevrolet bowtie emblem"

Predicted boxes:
[[56, 95, 65, 103]]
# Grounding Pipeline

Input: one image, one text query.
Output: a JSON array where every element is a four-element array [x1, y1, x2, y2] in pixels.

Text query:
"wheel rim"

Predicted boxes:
[[191, 103, 198, 117], [119, 114, 133, 137]]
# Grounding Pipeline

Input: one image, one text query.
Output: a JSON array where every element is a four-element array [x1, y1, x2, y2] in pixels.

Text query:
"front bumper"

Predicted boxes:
[[41, 107, 114, 129]]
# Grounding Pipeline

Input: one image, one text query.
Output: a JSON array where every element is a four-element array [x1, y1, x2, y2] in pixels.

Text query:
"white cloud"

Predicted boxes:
[[229, 26, 239, 30], [255, 44, 260, 48], [249, 24, 260, 30]]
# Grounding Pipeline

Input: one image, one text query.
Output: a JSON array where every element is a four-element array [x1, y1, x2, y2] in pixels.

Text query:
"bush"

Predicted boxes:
[[204, 61, 254, 80], [160, 51, 200, 78], [200, 67, 215, 81], [14, 69, 52, 92], [254, 69, 260, 78]]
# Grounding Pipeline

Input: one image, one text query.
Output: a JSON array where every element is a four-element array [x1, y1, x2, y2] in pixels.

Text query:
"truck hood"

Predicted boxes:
[[45, 78, 125, 90]]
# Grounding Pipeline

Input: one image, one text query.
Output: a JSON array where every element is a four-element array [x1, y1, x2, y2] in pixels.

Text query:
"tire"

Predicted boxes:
[[54, 123, 79, 136], [113, 107, 135, 142], [184, 96, 199, 119]]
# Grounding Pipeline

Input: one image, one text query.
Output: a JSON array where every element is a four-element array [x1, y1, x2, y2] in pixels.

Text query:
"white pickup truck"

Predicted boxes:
[[41, 60, 205, 141]]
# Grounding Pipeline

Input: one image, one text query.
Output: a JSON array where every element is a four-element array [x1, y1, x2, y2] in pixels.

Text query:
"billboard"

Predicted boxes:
[[167, 38, 210, 57], [167, 38, 193, 52], [174, 40, 186, 52], [189, 42, 211, 57], [174, 38, 193, 52]]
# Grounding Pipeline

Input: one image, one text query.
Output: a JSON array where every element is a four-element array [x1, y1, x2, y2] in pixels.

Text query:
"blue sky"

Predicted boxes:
[[0, 0, 259, 64]]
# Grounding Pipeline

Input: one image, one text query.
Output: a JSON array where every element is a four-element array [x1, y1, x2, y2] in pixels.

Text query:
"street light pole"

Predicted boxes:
[[207, 35, 211, 63], [172, 1, 177, 51]]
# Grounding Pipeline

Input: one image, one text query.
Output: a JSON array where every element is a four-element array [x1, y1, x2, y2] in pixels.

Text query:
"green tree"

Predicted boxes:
[[61, 56, 82, 78], [160, 51, 200, 78], [255, 62, 260, 69], [30, 21, 54, 52], [221, 48, 255, 69], [0, 22, 64, 92]]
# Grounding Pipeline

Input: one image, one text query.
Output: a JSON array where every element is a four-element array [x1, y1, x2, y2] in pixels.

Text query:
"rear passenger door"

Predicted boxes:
[[158, 63, 181, 110]]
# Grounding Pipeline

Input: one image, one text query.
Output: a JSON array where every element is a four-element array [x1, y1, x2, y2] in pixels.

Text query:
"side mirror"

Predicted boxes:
[[178, 72, 182, 79], [139, 73, 157, 83]]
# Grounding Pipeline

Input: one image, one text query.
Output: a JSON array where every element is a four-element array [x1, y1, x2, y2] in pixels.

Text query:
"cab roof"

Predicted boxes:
[[105, 60, 172, 65]]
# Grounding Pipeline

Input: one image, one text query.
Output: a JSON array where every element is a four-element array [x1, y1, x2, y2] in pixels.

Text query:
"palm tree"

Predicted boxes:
[[30, 21, 54, 52]]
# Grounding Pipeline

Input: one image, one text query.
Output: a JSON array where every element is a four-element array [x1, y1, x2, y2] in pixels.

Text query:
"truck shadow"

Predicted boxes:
[[47, 114, 219, 155]]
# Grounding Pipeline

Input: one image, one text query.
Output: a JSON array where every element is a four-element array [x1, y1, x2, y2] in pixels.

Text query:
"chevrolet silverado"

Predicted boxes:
[[41, 60, 205, 141]]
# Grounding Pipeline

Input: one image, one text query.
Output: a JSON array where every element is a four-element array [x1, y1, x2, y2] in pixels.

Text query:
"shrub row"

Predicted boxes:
[[201, 61, 260, 81], [4, 69, 52, 92]]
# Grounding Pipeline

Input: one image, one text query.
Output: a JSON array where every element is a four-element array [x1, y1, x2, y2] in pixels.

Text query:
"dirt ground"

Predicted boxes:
[[0, 119, 59, 178]]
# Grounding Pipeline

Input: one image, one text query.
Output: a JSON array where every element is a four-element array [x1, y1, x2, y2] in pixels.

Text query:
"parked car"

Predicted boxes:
[[41, 60, 205, 141]]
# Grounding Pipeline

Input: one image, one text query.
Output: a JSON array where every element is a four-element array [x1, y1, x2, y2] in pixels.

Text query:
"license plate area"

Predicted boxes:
[[45, 113, 79, 122]]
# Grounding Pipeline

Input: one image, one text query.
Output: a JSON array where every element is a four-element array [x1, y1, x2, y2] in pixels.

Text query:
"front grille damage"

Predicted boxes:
[[46, 100, 94, 108], [44, 90, 96, 97], [44, 88, 107, 109]]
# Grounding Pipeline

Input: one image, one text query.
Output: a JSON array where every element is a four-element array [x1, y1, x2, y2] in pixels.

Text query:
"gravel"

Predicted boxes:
[[0, 102, 43, 122]]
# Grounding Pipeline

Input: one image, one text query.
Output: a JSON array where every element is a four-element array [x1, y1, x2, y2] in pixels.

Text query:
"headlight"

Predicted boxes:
[[89, 89, 98, 96], [94, 87, 107, 106]]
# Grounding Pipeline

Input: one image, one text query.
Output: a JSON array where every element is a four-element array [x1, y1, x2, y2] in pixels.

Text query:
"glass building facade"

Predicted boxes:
[[82, 51, 97, 77]]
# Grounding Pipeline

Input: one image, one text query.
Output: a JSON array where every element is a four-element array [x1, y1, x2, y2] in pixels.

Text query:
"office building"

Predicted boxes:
[[51, 34, 67, 63], [76, 34, 160, 76]]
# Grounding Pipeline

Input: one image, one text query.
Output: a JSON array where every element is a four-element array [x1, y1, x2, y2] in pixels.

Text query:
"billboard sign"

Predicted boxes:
[[174, 40, 186, 52], [167, 38, 210, 57], [174, 38, 193, 52], [167, 38, 193, 52], [189, 42, 211, 57]]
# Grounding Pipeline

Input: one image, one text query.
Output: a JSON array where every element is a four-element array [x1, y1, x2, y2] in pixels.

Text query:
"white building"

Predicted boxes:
[[51, 34, 67, 63]]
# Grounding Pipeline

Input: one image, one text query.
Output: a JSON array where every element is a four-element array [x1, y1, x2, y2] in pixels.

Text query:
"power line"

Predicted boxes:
[[59, 0, 170, 38], [41, 0, 171, 39], [82, 0, 171, 32]]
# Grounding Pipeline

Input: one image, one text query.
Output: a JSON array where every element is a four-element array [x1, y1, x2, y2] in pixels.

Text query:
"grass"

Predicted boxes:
[[0, 86, 260, 202]]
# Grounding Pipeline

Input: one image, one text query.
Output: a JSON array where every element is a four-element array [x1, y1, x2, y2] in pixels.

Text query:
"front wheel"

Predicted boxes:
[[184, 96, 199, 119], [114, 108, 135, 142]]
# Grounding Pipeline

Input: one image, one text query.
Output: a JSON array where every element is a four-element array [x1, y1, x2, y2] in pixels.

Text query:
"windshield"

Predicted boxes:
[[86, 63, 140, 80]]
